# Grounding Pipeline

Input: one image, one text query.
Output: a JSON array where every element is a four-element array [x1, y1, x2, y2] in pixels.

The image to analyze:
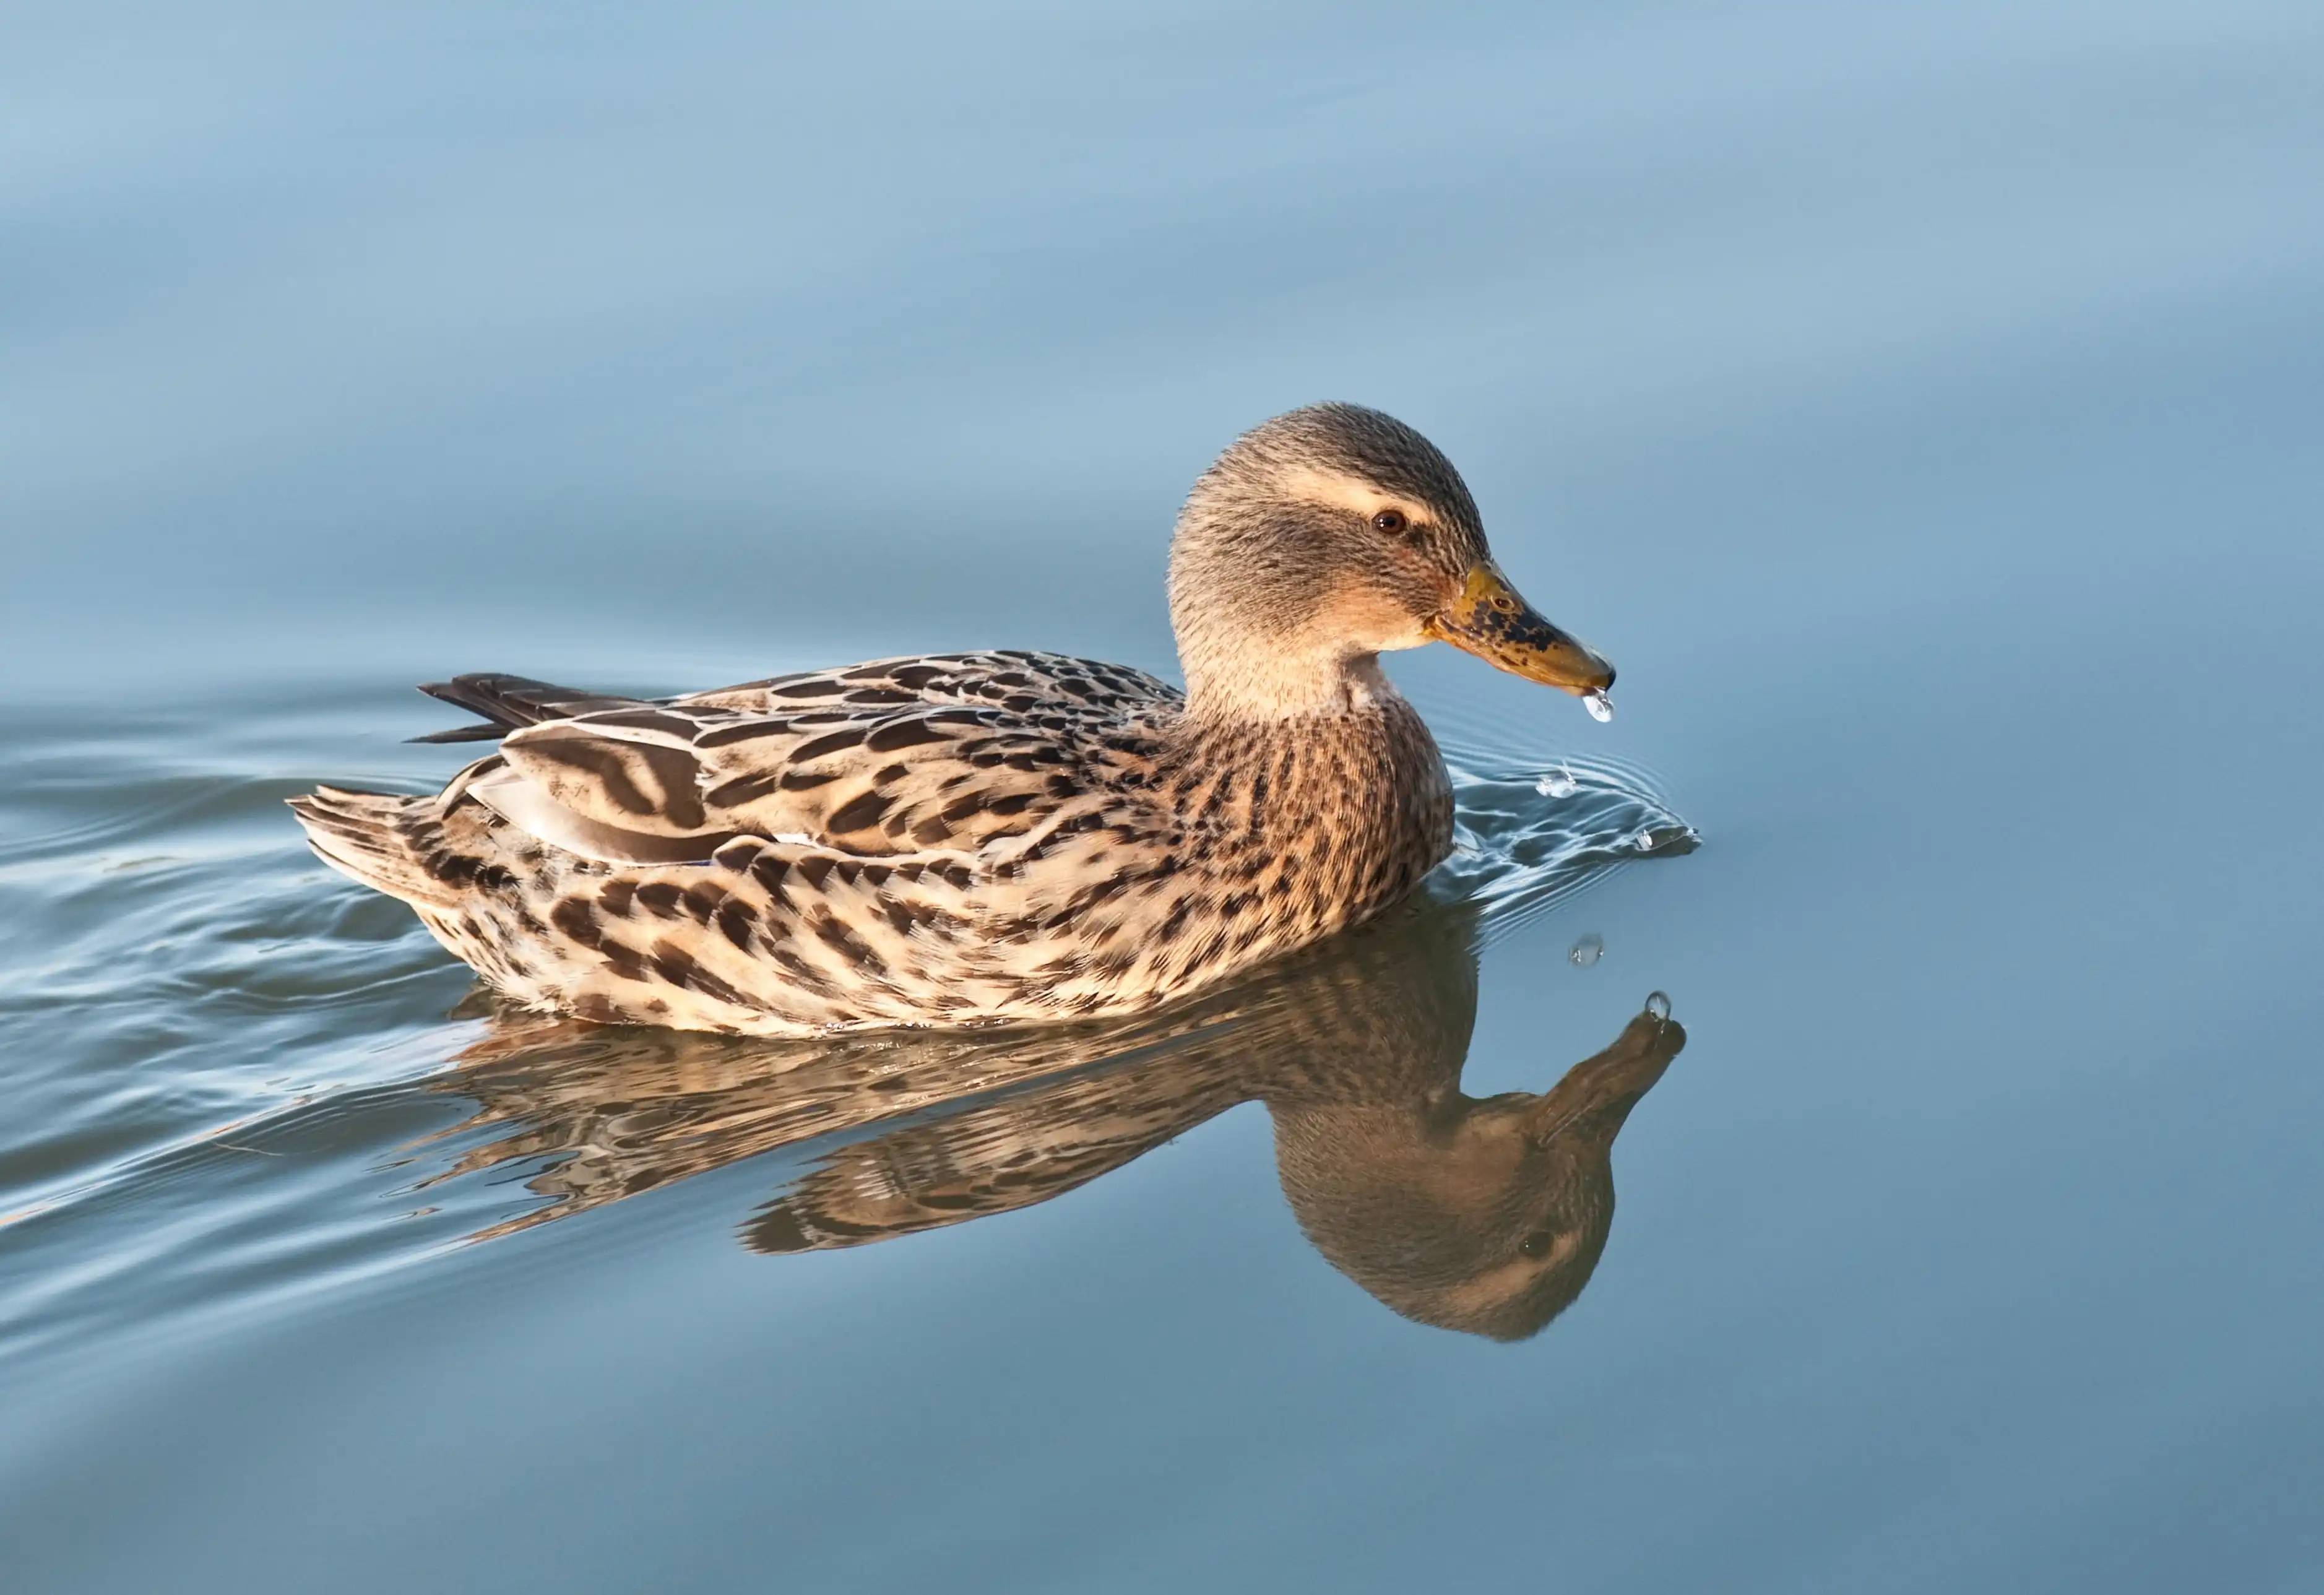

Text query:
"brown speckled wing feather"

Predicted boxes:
[[489, 651, 1180, 855]]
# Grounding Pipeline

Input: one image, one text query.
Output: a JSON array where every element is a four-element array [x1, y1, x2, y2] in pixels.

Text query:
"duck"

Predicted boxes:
[[292, 403, 1616, 1035]]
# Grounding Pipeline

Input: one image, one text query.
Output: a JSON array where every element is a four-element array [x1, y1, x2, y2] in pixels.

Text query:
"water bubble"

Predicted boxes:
[[1582, 690, 1615, 724], [1533, 764, 1578, 798], [1568, 934, 1603, 967], [1644, 991, 1672, 1021]]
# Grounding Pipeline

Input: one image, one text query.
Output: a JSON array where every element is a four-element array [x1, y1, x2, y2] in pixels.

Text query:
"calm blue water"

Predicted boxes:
[[6, 4, 2323, 1590]]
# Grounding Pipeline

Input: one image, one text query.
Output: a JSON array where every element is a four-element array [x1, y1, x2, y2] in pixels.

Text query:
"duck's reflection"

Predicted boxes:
[[433, 902, 1683, 1340]]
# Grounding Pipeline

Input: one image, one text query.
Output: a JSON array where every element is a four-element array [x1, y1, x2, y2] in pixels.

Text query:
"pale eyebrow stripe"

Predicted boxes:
[[1275, 466, 1423, 521]]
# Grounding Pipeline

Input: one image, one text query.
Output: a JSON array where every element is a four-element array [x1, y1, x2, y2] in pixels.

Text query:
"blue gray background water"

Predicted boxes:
[[6, 3, 2322, 1590]]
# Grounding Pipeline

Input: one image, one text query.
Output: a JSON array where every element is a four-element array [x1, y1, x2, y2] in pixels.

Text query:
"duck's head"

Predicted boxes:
[[1169, 402, 1614, 718]]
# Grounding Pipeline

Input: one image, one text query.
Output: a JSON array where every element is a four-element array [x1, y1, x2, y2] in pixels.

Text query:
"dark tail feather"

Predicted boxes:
[[410, 673, 642, 744], [409, 721, 511, 745]]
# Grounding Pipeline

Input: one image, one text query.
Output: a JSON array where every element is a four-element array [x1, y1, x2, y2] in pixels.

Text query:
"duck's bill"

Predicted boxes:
[[1425, 563, 1615, 695]]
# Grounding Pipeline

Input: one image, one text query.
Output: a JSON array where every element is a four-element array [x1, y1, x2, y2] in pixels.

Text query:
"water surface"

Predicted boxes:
[[5, 4, 2323, 1591]]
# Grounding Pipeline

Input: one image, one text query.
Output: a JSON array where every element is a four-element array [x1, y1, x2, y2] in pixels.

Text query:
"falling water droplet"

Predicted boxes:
[[1644, 991, 1672, 1021], [1534, 764, 1578, 798], [1568, 934, 1603, 967], [1582, 690, 1615, 723]]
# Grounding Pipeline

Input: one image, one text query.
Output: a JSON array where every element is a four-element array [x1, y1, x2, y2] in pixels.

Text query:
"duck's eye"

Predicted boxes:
[[1372, 509, 1410, 535], [1519, 1229, 1555, 1260]]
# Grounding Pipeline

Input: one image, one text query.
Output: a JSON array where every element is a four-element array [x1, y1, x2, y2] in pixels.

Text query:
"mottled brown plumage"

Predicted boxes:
[[292, 404, 1617, 1034]]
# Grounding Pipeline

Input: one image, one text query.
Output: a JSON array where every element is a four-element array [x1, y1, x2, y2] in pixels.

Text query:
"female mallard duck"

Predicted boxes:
[[292, 403, 1615, 1035]]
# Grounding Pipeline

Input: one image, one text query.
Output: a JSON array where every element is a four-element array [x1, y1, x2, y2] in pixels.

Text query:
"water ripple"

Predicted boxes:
[[1436, 742, 1699, 941]]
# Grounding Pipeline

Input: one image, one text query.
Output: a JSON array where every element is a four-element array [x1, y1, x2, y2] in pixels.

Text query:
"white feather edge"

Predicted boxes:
[[465, 765, 728, 866]]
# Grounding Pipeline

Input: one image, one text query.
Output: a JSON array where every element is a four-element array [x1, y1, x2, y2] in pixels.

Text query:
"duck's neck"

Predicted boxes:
[[1179, 642, 1399, 724]]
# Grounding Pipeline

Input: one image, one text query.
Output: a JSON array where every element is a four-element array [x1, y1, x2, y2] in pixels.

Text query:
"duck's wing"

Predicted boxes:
[[410, 674, 646, 744], [673, 650, 1178, 718], [459, 652, 1180, 865]]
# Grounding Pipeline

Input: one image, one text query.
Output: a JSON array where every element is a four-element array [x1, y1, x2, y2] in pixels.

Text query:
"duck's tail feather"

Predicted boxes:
[[287, 785, 466, 909], [410, 673, 642, 744]]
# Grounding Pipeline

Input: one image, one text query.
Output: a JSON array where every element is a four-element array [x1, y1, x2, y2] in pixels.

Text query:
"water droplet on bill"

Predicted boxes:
[[1644, 990, 1672, 1021], [1568, 934, 1603, 967], [1633, 828, 1657, 852], [1582, 690, 1614, 723], [1534, 764, 1578, 798]]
